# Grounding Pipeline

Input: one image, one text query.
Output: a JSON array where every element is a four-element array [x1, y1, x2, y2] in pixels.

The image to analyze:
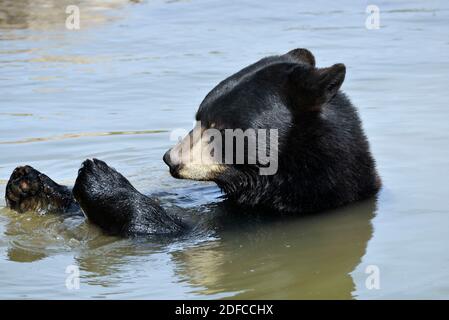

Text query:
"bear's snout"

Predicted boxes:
[[163, 148, 182, 178]]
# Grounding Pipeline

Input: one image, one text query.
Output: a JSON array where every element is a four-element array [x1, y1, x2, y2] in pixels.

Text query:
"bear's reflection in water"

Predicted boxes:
[[171, 198, 376, 299], [2, 194, 376, 299]]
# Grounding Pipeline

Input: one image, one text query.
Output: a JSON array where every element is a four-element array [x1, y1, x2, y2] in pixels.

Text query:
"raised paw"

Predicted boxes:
[[5, 165, 74, 214], [73, 159, 134, 201], [73, 159, 185, 236]]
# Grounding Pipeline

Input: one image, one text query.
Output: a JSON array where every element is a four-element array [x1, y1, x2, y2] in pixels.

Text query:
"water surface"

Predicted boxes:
[[1, 0, 449, 299]]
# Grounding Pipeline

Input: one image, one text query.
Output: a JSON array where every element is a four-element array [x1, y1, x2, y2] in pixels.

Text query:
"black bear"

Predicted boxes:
[[4, 48, 380, 236]]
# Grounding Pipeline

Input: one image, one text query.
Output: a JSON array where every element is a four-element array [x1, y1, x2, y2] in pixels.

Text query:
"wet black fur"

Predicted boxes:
[[5, 49, 380, 236], [187, 49, 380, 213]]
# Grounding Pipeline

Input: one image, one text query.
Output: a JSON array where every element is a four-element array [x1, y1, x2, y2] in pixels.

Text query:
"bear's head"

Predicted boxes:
[[164, 48, 378, 213]]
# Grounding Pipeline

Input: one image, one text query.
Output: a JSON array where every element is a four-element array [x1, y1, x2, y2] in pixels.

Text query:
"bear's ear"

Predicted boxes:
[[288, 63, 346, 112], [315, 63, 346, 103], [285, 48, 316, 67]]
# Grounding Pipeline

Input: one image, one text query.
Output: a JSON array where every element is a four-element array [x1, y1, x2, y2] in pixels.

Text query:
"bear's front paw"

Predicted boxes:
[[73, 158, 134, 202], [73, 159, 186, 236], [72, 159, 138, 234]]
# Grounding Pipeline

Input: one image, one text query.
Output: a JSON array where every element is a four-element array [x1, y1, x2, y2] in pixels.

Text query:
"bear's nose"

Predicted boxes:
[[163, 149, 173, 168], [163, 149, 181, 177]]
